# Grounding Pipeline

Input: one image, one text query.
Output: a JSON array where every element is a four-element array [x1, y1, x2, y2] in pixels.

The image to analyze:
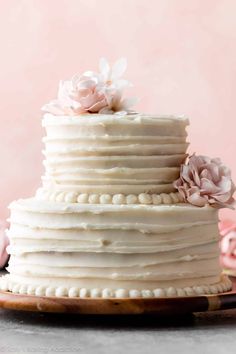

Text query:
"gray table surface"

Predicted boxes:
[[0, 271, 236, 354]]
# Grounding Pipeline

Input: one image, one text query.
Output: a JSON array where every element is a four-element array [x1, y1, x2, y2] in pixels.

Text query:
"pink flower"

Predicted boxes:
[[42, 58, 137, 115], [219, 220, 236, 271], [42, 80, 82, 116], [0, 221, 9, 269], [173, 154, 235, 208], [69, 73, 108, 113]]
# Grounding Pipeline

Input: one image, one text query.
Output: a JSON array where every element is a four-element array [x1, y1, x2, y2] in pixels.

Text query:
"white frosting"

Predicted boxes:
[[4, 198, 228, 297], [4, 113, 230, 298], [40, 113, 189, 197]]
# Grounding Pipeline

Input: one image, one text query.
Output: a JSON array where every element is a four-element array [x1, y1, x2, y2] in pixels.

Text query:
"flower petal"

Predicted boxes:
[[111, 57, 127, 80], [200, 168, 211, 180], [216, 177, 234, 194], [99, 57, 110, 81], [206, 163, 220, 182], [119, 97, 139, 111], [77, 78, 96, 90], [219, 164, 231, 178], [83, 70, 98, 78], [187, 192, 208, 207], [200, 178, 220, 194], [41, 101, 65, 115], [192, 169, 201, 186], [99, 107, 114, 114], [88, 98, 108, 112], [181, 165, 192, 183], [58, 80, 72, 101], [213, 193, 232, 203]]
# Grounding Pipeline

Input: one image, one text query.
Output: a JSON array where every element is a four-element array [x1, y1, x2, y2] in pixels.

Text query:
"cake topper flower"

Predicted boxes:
[[173, 154, 235, 209], [42, 58, 137, 115]]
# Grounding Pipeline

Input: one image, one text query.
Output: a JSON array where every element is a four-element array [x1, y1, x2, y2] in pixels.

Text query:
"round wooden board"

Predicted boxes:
[[0, 278, 236, 315]]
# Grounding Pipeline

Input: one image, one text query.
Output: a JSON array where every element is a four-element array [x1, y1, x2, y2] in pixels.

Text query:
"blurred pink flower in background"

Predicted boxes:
[[0, 221, 9, 269], [219, 220, 236, 274]]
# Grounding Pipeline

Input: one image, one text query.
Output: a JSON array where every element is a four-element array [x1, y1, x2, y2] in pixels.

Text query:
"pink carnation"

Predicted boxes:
[[173, 154, 235, 208]]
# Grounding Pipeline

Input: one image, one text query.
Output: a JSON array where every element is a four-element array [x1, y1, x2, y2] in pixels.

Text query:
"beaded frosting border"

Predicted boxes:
[[35, 189, 184, 205], [0, 275, 231, 298]]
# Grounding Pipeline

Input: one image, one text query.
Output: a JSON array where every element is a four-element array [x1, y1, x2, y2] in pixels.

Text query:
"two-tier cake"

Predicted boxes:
[[0, 58, 234, 298]]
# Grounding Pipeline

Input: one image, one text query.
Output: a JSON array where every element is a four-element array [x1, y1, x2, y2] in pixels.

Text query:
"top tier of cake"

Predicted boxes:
[[38, 113, 189, 202]]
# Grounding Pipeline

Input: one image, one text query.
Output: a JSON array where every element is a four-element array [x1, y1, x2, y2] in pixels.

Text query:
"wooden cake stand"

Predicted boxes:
[[0, 277, 236, 315]]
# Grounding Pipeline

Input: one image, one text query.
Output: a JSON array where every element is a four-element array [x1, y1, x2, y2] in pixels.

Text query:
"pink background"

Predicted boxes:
[[0, 0, 236, 221]]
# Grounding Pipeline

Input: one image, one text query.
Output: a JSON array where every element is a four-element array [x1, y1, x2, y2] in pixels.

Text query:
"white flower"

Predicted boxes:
[[98, 57, 137, 113]]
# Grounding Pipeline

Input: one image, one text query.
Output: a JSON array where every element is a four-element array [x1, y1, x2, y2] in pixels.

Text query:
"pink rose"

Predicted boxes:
[[69, 74, 108, 113], [0, 221, 9, 269], [173, 154, 235, 208]]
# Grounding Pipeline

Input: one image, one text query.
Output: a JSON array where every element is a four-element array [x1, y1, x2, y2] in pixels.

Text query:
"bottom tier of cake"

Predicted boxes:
[[0, 198, 232, 298]]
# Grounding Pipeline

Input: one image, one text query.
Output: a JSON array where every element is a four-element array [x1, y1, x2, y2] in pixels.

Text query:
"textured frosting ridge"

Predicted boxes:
[[3, 198, 230, 297], [40, 113, 189, 198], [4, 113, 231, 298]]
